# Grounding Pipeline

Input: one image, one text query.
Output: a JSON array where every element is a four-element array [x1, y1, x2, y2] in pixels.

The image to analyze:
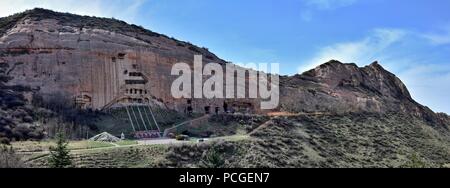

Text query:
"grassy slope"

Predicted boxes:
[[163, 113, 450, 168], [12, 140, 115, 153], [24, 113, 450, 168], [27, 144, 167, 168], [176, 114, 270, 138]]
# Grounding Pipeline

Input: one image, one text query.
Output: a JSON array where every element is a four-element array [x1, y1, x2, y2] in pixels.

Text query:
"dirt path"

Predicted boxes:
[[137, 139, 184, 145], [248, 120, 273, 135], [267, 111, 330, 117]]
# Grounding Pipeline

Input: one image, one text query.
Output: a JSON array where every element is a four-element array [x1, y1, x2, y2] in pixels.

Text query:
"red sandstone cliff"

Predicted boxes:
[[0, 8, 447, 127]]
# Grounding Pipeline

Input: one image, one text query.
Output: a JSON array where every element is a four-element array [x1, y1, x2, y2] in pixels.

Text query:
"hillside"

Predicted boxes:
[[162, 113, 450, 168], [25, 113, 450, 168], [0, 8, 449, 168], [0, 62, 45, 144], [0, 8, 220, 61], [0, 9, 446, 117]]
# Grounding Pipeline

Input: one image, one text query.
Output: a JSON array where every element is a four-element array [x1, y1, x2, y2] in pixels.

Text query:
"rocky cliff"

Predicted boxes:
[[0, 8, 235, 113], [279, 60, 446, 127], [0, 8, 447, 128], [2, 9, 450, 168]]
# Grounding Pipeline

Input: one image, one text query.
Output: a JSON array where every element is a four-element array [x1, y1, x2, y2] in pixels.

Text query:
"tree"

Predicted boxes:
[[0, 145, 24, 168], [48, 133, 73, 168]]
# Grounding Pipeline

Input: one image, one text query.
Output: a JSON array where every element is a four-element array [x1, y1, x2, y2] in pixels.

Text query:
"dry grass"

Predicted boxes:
[[161, 113, 450, 168], [28, 144, 168, 168], [22, 113, 450, 168], [12, 140, 115, 153]]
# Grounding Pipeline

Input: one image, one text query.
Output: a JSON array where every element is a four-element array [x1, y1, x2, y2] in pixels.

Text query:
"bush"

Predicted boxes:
[[33, 92, 101, 132], [401, 153, 429, 168], [199, 147, 226, 168], [175, 135, 189, 141], [188, 46, 201, 53], [0, 63, 45, 142], [0, 137, 10, 145]]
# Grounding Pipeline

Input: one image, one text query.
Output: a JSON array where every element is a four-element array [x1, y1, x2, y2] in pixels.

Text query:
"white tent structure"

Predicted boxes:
[[90, 132, 121, 142]]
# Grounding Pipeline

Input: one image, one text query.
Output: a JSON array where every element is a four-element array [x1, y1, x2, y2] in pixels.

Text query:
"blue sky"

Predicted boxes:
[[1, 0, 449, 113]]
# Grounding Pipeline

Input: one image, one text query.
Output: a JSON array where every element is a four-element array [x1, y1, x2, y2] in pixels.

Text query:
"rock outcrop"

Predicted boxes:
[[0, 8, 447, 129], [3, 9, 449, 168], [279, 60, 444, 127], [0, 8, 240, 114]]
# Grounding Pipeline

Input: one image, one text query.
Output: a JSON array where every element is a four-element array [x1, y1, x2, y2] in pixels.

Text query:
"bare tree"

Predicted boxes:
[[0, 145, 24, 168]]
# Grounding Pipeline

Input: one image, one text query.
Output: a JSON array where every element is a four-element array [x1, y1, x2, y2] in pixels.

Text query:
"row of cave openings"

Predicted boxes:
[[125, 89, 148, 95], [185, 99, 254, 115]]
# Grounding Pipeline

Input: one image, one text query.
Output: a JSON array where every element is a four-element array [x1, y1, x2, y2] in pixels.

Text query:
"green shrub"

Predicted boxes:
[[176, 135, 189, 141], [199, 147, 226, 168], [48, 133, 73, 168], [401, 153, 428, 168]]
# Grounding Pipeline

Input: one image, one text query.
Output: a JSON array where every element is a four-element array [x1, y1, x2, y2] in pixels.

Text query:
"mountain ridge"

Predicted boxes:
[[0, 8, 225, 64], [1, 8, 450, 168], [0, 8, 448, 127]]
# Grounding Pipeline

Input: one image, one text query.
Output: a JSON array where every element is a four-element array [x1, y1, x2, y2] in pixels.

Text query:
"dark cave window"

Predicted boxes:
[[118, 53, 126, 59], [125, 80, 147, 85], [204, 106, 211, 114], [129, 72, 143, 77]]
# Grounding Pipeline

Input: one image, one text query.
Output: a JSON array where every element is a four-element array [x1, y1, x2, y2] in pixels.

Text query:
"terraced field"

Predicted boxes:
[[21, 135, 251, 168], [15, 113, 450, 168], [25, 144, 168, 168]]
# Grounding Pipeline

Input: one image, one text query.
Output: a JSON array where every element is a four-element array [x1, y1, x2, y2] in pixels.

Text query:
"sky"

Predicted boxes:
[[1, 0, 449, 113]]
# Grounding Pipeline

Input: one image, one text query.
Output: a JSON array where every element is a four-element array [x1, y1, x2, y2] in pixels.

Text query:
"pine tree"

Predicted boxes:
[[48, 133, 73, 168]]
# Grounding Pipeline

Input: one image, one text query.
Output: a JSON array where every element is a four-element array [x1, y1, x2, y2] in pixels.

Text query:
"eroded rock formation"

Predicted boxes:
[[279, 60, 445, 126], [0, 9, 447, 128], [0, 8, 258, 114]]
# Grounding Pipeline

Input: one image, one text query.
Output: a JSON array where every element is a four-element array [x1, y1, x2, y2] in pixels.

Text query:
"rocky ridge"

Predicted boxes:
[[0, 8, 448, 144]]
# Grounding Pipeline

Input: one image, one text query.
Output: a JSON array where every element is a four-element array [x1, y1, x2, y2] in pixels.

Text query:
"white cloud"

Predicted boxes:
[[298, 28, 450, 113], [0, 0, 147, 23], [300, 0, 358, 21], [397, 63, 450, 113], [298, 28, 406, 73], [304, 0, 358, 10], [422, 25, 450, 45]]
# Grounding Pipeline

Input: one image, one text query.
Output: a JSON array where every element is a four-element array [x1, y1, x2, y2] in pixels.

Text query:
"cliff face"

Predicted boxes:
[[279, 60, 443, 126], [0, 8, 239, 113], [0, 9, 446, 127], [0, 62, 45, 144]]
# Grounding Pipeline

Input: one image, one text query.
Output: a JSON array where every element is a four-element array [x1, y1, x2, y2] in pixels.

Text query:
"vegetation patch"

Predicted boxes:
[[157, 113, 450, 168], [28, 144, 168, 168]]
